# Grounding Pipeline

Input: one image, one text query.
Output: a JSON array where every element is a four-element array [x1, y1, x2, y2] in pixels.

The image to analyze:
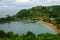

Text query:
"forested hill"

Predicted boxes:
[[16, 5, 60, 18]]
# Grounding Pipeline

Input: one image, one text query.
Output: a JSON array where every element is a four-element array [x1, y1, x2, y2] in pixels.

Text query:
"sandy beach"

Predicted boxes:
[[37, 20, 60, 34]]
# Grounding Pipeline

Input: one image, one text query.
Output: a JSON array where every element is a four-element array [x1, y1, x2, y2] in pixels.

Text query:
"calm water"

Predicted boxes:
[[0, 21, 56, 35]]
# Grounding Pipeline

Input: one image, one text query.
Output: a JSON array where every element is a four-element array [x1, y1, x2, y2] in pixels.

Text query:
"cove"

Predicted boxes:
[[0, 21, 56, 35]]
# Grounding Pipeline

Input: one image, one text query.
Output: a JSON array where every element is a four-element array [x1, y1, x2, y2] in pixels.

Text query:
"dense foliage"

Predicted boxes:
[[16, 6, 60, 18], [0, 15, 16, 23], [0, 30, 60, 40]]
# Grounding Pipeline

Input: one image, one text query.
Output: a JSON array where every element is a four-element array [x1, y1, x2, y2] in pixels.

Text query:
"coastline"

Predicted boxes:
[[37, 20, 60, 34], [0, 19, 60, 34]]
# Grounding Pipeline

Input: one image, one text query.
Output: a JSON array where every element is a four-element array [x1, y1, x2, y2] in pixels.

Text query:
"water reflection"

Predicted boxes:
[[0, 21, 56, 35]]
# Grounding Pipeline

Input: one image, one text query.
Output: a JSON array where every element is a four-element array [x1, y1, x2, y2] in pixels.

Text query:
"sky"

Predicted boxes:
[[0, 0, 60, 17]]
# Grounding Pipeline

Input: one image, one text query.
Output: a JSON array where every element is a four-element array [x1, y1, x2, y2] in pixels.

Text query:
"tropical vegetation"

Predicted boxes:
[[0, 30, 60, 40]]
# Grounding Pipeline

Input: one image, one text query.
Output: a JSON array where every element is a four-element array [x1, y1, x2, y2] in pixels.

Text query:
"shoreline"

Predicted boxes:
[[37, 20, 60, 34]]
